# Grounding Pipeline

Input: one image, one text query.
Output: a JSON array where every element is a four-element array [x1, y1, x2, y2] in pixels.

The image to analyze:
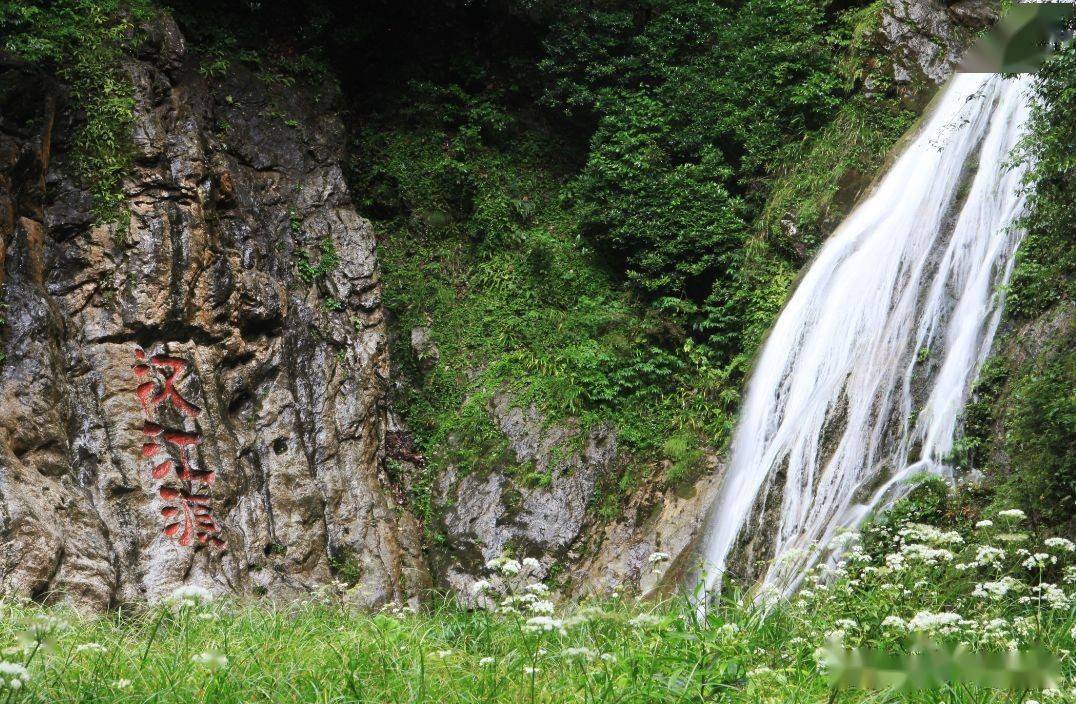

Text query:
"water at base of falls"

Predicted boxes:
[[697, 72, 1033, 601]]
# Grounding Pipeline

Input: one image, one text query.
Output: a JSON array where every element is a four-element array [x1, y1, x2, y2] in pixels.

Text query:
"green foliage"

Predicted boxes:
[[328, 551, 363, 587], [761, 93, 916, 256], [546, 0, 887, 344], [294, 236, 339, 285], [1009, 43, 1076, 318], [1002, 337, 1076, 528], [340, 0, 923, 519], [662, 431, 706, 485], [951, 329, 1075, 532], [947, 355, 1009, 470], [351, 80, 731, 510], [0, 0, 152, 235], [861, 476, 952, 560]]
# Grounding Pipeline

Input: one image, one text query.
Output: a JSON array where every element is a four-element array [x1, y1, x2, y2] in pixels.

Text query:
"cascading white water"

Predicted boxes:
[[699, 72, 1033, 599]]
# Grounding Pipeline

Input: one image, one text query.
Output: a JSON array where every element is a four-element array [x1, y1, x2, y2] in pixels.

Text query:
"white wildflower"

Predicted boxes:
[[1033, 583, 1071, 610], [524, 666, 539, 675], [1023, 553, 1057, 570], [479, 656, 495, 666], [191, 651, 228, 670], [75, 642, 107, 654], [899, 524, 963, 545], [628, 613, 663, 628], [599, 653, 617, 663], [1044, 537, 1075, 552], [112, 679, 133, 689], [499, 559, 521, 576], [562, 647, 595, 660], [907, 611, 965, 633], [998, 509, 1026, 521], [647, 551, 670, 564], [829, 531, 859, 549], [972, 576, 1024, 599], [471, 580, 491, 596], [884, 553, 906, 571], [0, 663, 28, 690], [525, 583, 550, 595], [971, 545, 1006, 568], [169, 585, 215, 607], [881, 616, 907, 630], [899, 543, 954, 565], [975, 520, 994, 528], [522, 557, 541, 572], [524, 616, 566, 635], [824, 629, 846, 643], [20, 613, 71, 640], [529, 600, 555, 615]]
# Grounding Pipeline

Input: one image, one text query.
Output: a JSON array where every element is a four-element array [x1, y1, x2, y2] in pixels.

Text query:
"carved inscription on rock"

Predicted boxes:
[[132, 348, 225, 549]]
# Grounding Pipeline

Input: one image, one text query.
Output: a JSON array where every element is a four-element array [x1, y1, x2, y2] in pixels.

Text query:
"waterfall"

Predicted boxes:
[[698, 72, 1033, 600]]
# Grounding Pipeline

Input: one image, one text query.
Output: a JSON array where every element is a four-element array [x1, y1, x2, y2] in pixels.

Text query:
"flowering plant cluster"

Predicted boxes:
[[786, 507, 1076, 700]]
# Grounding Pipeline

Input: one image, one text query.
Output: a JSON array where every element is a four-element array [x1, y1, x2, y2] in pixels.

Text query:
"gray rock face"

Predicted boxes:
[[430, 387, 723, 600], [409, 326, 439, 375], [572, 467, 724, 598], [0, 17, 428, 608], [434, 392, 613, 597], [880, 0, 999, 87]]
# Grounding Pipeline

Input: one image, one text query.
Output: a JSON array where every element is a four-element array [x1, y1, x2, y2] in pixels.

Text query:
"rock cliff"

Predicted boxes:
[[0, 16, 427, 608]]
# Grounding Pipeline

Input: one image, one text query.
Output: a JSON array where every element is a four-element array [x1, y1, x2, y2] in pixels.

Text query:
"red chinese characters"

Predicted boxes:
[[132, 347, 225, 549]]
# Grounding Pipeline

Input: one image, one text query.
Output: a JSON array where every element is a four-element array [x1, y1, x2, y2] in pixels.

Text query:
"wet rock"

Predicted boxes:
[[879, 0, 1000, 90], [0, 16, 427, 609]]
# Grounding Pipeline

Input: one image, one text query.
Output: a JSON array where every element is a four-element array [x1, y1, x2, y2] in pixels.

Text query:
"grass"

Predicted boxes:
[[1, 498, 1072, 703]]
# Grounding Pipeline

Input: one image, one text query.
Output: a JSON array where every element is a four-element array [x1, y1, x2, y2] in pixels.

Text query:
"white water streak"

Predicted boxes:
[[699, 73, 1033, 598]]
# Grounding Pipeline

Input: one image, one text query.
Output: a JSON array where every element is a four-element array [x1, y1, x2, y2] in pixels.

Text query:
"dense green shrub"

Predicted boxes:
[[548, 1, 868, 330], [351, 84, 735, 514], [1009, 43, 1076, 318], [1003, 339, 1076, 528]]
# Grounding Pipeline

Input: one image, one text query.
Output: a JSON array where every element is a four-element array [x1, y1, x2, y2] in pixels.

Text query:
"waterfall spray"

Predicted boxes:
[[698, 72, 1033, 600]]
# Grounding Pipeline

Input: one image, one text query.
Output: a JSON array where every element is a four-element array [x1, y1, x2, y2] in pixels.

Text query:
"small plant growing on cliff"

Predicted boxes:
[[0, 0, 150, 240], [295, 236, 339, 284]]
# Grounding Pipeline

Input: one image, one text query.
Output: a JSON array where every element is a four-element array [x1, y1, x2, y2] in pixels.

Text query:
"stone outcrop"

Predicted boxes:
[[426, 383, 725, 599], [0, 16, 428, 609], [433, 392, 614, 598], [571, 466, 723, 598], [880, 0, 1000, 89]]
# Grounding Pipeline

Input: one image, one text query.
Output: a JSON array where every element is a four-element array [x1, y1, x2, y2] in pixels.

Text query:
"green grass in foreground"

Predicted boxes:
[[0, 502, 1073, 703]]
